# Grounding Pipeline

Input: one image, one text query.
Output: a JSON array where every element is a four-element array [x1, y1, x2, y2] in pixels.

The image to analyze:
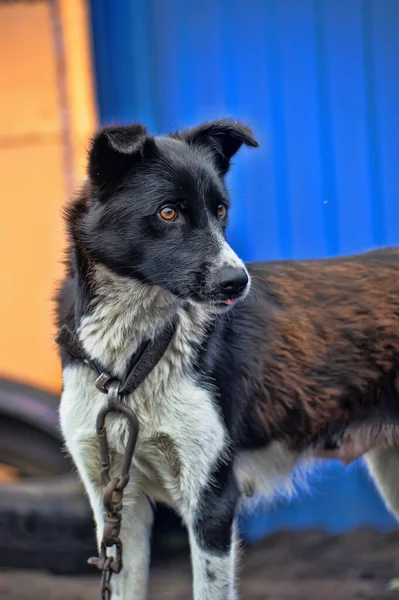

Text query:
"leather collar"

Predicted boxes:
[[55, 321, 176, 396]]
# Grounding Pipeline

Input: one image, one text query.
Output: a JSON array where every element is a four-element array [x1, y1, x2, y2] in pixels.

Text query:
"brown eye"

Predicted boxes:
[[159, 206, 177, 221], [217, 204, 227, 219]]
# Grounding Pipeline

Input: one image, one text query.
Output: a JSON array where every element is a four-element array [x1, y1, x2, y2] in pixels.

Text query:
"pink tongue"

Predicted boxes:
[[224, 299, 236, 306]]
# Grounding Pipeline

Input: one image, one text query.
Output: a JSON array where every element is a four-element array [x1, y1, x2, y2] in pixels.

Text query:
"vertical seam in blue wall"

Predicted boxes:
[[314, 0, 339, 256], [88, 0, 111, 124], [147, 0, 163, 132], [266, 0, 292, 259], [362, 0, 385, 247], [129, 0, 155, 129]]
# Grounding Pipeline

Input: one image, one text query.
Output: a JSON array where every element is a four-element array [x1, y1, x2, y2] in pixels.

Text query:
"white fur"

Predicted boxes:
[[217, 238, 246, 271], [211, 228, 251, 298], [60, 266, 235, 599], [59, 265, 310, 600], [365, 446, 399, 520], [235, 442, 314, 507], [188, 525, 239, 600]]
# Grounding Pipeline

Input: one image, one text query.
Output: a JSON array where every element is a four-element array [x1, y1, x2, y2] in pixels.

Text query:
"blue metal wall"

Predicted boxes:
[[89, 0, 399, 536], [89, 0, 399, 263]]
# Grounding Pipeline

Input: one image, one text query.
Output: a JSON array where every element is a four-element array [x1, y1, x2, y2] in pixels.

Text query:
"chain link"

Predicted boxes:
[[88, 378, 139, 599]]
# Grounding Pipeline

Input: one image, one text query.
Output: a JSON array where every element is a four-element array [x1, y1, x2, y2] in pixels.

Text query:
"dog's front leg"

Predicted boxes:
[[104, 488, 154, 600], [60, 368, 154, 600], [64, 436, 153, 600], [184, 461, 240, 600], [188, 521, 239, 600]]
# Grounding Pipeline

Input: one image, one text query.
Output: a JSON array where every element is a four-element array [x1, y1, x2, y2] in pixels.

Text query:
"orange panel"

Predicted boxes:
[[59, 0, 97, 180], [0, 1, 97, 393], [0, 142, 65, 392], [0, 3, 60, 140]]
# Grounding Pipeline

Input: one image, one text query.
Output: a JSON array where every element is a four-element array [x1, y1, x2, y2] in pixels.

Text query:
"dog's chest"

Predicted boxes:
[[60, 362, 226, 508]]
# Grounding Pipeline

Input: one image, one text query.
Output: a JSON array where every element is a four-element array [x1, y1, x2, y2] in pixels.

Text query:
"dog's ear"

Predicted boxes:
[[178, 119, 259, 176], [88, 124, 155, 198]]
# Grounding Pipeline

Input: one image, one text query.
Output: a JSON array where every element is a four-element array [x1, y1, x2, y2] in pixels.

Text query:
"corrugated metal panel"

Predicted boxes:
[[88, 0, 399, 536], [89, 0, 399, 263]]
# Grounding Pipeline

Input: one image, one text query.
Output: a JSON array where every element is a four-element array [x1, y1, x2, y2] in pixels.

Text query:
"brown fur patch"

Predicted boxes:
[[149, 433, 182, 479], [247, 248, 399, 449]]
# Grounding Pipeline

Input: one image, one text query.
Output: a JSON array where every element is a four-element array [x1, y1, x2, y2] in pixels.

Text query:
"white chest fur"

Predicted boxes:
[[60, 356, 226, 515], [59, 267, 229, 515]]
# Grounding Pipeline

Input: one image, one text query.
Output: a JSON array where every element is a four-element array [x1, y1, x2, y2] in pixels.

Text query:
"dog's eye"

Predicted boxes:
[[159, 206, 178, 222], [217, 204, 227, 219]]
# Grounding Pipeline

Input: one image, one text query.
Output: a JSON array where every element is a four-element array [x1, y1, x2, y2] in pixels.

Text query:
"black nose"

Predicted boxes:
[[216, 267, 249, 296]]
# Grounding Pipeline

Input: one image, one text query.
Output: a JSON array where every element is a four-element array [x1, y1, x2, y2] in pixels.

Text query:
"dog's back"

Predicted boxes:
[[224, 248, 399, 520], [209, 247, 399, 453]]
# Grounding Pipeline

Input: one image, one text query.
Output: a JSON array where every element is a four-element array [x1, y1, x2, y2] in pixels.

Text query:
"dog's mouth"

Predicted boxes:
[[208, 295, 244, 312], [184, 294, 242, 313], [183, 276, 250, 312], [207, 281, 251, 312]]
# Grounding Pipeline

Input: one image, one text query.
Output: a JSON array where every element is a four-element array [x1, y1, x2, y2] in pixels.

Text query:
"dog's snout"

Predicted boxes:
[[216, 267, 249, 296]]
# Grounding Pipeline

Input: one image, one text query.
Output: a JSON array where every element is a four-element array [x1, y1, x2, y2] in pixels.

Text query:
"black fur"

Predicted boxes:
[[65, 120, 257, 304], [56, 119, 399, 567], [56, 119, 260, 562], [194, 457, 240, 553]]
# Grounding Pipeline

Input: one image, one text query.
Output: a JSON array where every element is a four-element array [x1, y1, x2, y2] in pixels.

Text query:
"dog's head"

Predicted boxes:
[[80, 119, 259, 312]]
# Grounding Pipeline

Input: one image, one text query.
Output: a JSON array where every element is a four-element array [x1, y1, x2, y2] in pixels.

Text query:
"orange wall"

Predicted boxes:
[[0, 1, 96, 393]]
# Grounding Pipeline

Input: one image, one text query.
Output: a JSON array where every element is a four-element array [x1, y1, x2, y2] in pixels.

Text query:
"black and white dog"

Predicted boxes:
[[57, 119, 399, 600]]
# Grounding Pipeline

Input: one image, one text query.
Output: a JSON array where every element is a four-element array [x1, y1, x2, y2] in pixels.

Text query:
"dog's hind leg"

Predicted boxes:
[[365, 445, 399, 590], [365, 445, 399, 521]]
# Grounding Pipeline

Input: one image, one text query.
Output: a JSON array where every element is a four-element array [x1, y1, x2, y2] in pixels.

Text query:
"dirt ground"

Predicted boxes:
[[1, 529, 399, 599]]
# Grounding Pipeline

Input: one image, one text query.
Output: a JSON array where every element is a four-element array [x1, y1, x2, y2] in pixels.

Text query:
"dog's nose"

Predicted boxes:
[[216, 267, 249, 296]]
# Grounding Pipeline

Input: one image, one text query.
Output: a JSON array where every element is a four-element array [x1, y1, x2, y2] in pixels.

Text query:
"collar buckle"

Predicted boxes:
[[95, 372, 112, 393]]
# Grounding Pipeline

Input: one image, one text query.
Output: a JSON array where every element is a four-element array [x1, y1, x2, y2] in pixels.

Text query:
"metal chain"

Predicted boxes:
[[88, 379, 139, 600]]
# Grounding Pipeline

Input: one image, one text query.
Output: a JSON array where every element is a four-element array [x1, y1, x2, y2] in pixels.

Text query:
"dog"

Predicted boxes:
[[56, 119, 399, 600]]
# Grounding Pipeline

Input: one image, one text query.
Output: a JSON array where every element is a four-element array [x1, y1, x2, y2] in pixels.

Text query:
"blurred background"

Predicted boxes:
[[1, 0, 399, 598]]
